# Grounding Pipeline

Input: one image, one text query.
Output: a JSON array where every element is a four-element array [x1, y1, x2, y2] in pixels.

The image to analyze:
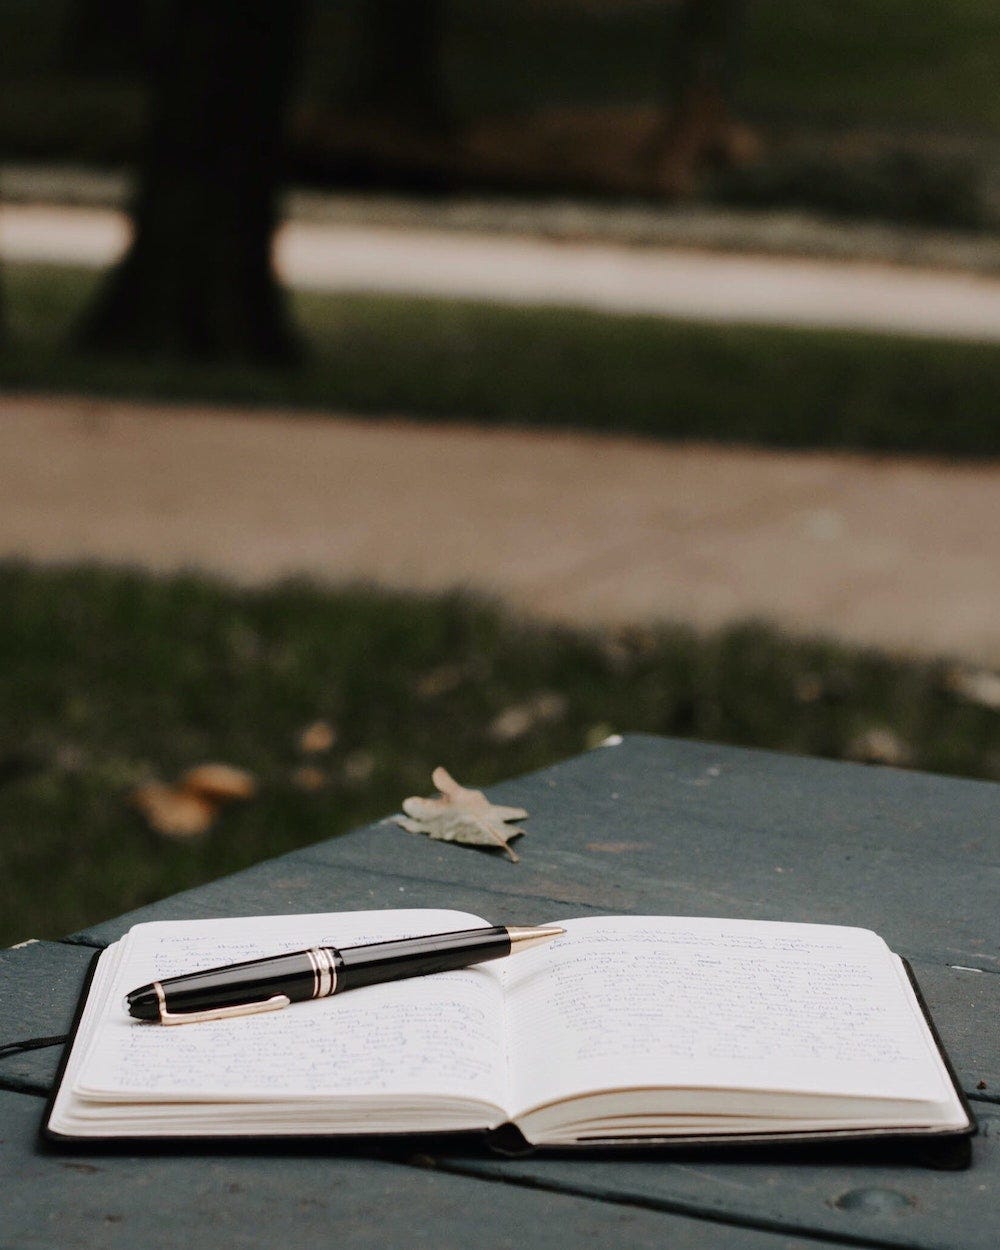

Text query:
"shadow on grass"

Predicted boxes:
[[3, 263, 1000, 457]]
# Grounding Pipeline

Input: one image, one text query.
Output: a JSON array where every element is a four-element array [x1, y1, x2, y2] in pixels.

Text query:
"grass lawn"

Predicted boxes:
[[1, 562, 997, 947], [4, 262, 1000, 458]]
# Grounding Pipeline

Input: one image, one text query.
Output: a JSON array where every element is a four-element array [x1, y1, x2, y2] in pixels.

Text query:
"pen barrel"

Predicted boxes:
[[335, 926, 511, 993], [151, 950, 327, 1016]]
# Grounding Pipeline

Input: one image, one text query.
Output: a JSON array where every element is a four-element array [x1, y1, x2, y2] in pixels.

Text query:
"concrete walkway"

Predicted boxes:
[[3, 394, 998, 666], [6, 202, 1000, 340]]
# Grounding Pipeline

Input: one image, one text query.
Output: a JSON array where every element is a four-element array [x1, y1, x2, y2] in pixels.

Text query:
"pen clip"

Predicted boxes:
[[153, 983, 291, 1025]]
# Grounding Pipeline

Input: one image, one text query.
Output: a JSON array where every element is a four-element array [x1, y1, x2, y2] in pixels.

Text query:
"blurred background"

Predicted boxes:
[[1, 0, 998, 945]]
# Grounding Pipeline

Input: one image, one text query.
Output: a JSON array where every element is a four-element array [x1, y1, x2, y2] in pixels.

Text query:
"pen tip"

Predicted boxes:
[[506, 924, 566, 952]]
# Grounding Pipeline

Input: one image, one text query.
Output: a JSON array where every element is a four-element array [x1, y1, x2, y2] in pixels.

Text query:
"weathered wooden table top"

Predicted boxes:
[[2, 735, 997, 1249]]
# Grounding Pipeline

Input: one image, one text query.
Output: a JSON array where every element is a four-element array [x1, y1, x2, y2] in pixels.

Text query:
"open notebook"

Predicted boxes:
[[47, 909, 974, 1153]]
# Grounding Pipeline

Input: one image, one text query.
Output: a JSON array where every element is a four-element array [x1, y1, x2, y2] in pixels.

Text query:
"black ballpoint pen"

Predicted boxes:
[[125, 924, 565, 1024]]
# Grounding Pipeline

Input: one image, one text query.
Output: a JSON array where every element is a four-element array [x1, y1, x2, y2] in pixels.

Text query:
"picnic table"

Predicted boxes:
[[2, 734, 997, 1249]]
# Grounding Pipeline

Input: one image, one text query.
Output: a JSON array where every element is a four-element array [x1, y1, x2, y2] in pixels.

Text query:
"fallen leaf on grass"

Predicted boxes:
[[130, 762, 257, 838], [394, 766, 527, 862], [298, 720, 337, 754], [131, 782, 217, 839], [181, 763, 257, 802], [846, 727, 911, 768], [413, 663, 467, 699], [793, 673, 825, 704], [584, 722, 616, 750], [489, 692, 567, 743], [944, 667, 1000, 711], [292, 765, 328, 792]]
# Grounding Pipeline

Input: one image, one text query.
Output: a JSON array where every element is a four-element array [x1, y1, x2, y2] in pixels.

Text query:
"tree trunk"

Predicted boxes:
[[61, 0, 149, 78], [344, 0, 450, 137], [78, 0, 307, 363]]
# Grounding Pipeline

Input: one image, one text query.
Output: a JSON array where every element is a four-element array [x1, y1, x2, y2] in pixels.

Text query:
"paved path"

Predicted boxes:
[[3, 394, 998, 666], [5, 203, 1000, 340]]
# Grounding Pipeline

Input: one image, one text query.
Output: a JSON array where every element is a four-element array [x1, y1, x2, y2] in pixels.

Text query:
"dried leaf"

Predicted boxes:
[[793, 673, 825, 704], [292, 765, 328, 792], [945, 667, 1000, 711], [298, 720, 337, 754], [414, 663, 467, 699], [131, 782, 216, 839], [489, 692, 567, 743], [846, 727, 911, 768], [584, 722, 616, 750], [180, 762, 257, 802], [395, 766, 527, 862], [131, 761, 256, 838]]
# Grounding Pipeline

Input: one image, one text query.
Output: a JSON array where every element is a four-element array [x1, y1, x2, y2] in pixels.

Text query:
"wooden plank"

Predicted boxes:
[[0, 1043, 64, 1095], [299, 736, 999, 969], [0, 941, 96, 1047], [905, 961, 999, 1104], [70, 736, 998, 968], [65, 855, 600, 948], [0, 941, 97, 1094], [13, 736, 996, 1249], [434, 1111, 1000, 1250], [3, 945, 993, 1249], [0, 1091, 816, 1250]]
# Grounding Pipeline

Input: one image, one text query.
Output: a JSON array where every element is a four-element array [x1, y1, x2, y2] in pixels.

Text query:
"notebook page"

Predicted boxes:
[[73, 910, 508, 1108], [503, 917, 955, 1118]]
